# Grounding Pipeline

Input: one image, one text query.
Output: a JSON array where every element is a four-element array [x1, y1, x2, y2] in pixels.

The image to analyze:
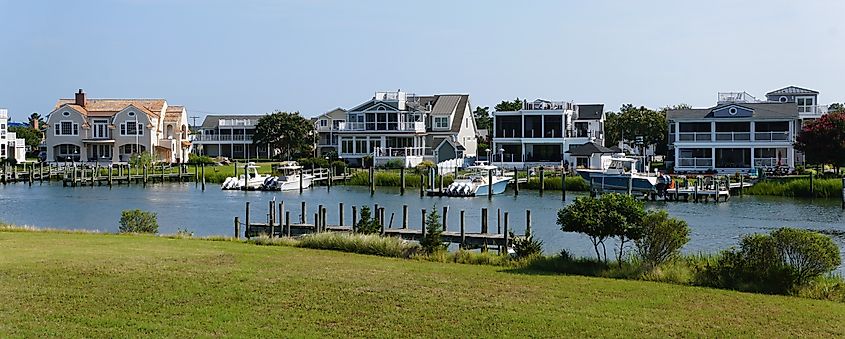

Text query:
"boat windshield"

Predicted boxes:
[[608, 160, 635, 173]]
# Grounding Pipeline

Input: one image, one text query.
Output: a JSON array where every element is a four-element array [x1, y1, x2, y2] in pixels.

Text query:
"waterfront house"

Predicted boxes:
[[335, 91, 478, 167], [492, 99, 605, 168], [193, 115, 273, 159], [45, 89, 192, 164], [666, 86, 824, 174], [313, 108, 347, 157], [0, 108, 27, 163]]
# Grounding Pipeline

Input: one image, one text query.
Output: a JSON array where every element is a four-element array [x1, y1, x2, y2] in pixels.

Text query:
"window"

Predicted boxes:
[[93, 119, 110, 139], [434, 117, 449, 129], [341, 139, 353, 153], [62, 111, 70, 117], [728, 107, 738, 115], [121, 122, 144, 136], [779, 96, 788, 103], [55, 121, 79, 136], [320, 119, 327, 127]]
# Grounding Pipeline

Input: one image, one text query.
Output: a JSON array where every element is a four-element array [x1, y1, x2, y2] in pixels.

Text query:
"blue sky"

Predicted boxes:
[[1, 0, 843, 122]]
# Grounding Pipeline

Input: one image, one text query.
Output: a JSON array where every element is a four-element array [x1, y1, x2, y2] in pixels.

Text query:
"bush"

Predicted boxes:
[[510, 225, 543, 259], [188, 153, 216, 164], [635, 210, 690, 268], [330, 160, 347, 175], [696, 228, 841, 294], [382, 159, 405, 169], [420, 207, 445, 253], [129, 152, 154, 169], [118, 209, 159, 234], [557, 193, 645, 264], [297, 232, 416, 258], [355, 206, 381, 235], [297, 157, 329, 169], [414, 160, 435, 174]]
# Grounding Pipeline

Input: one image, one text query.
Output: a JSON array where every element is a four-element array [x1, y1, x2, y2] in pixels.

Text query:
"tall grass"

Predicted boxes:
[[744, 178, 842, 198], [296, 232, 417, 257], [522, 176, 589, 191], [344, 170, 453, 188]]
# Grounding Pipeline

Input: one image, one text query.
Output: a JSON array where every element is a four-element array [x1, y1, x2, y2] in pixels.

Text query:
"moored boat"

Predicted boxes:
[[576, 157, 657, 193], [261, 162, 314, 191], [445, 163, 512, 197], [221, 162, 270, 190]]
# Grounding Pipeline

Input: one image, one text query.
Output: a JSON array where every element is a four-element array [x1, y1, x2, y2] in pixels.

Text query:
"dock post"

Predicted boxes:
[[317, 204, 324, 232], [322, 205, 328, 232], [562, 169, 567, 201], [419, 173, 425, 197], [314, 212, 319, 232], [161, 163, 165, 182], [739, 175, 743, 196], [442, 206, 448, 232], [369, 167, 375, 196], [338, 202, 344, 227], [285, 211, 291, 237], [374, 204, 380, 226], [503, 211, 509, 254], [514, 167, 519, 196], [539, 167, 545, 196], [301, 201, 307, 224], [299, 167, 303, 194], [402, 205, 408, 229], [627, 174, 633, 196], [72, 165, 77, 187], [400, 167, 405, 195], [497, 208, 501, 235], [28, 163, 33, 186], [279, 201, 285, 235], [487, 168, 493, 200], [328, 165, 333, 191], [245, 201, 251, 239], [841, 178, 844, 210], [193, 164, 198, 187], [269, 200, 276, 236], [380, 207, 385, 235], [438, 167, 444, 194], [420, 208, 427, 241], [693, 179, 699, 203], [810, 172, 815, 196], [143, 165, 148, 186], [108, 165, 113, 187], [459, 210, 466, 249], [39, 162, 44, 183], [201, 163, 206, 191], [525, 209, 532, 239], [234, 217, 240, 239], [481, 208, 488, 234], [352, 206, 358, 233]]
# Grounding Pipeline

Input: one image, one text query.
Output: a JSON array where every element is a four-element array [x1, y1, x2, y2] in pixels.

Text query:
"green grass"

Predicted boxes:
[[744, 177, 843, 198], [522, 175, 590, 191], [1, 230, 845, 337]]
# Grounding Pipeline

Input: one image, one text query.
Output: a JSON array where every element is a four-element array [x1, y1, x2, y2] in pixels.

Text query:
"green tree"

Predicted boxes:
[[8, 126, 42, 150], [28, 112, 45, 131], [794, 112, 845, 171], [253, 111, 315, 160], [771, 228, 841, 285], [494, 98, 522, 112], [605, 104, 671, 155], [129, 151, 153, 169], [420, 207, 445, 253], [356, 206, 380, 235], [557, 193, 645, 264], [635, 210, 690, 268], [828, 103, 845, 113], [473, 106, 491, 131]]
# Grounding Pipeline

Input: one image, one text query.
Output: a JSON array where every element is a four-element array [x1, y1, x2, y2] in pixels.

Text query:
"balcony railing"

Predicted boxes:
[[494, 129, 601, 139], [754, 158, 784, 168], [717, 92, 760, 104], [193, 135, 253, 141], [219, 119, 255, 127], [678, 132, 712, 142], [714, 132, 751, 141], [754, 131, 790, 141], [373, 147, 430, 157], [523, 101, 573, 111], [338, 122, 425, 133], [798, 105, 828, 118], [678, 158, 713, 167]]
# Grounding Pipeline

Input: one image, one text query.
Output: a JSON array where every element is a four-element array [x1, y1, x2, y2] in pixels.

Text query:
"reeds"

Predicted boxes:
[[744, 178, 843, 198]]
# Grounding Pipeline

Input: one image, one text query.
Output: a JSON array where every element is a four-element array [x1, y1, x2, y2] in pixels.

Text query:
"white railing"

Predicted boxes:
[[714, 132, 751, 141], [0, 109, 7, 119], [337, 122, 425, 132], [798, 105, 828, 117], [523, 101, 573, 111], [373, 147, 429, 157], [678, 132, 712, 141], [754, 131, 790, 141], [754, 158, 783, 168], [717, 92, 760, 104], [219, 119, 255, 127], [677, 158, 713, 167], [193, 135, 253, 141]]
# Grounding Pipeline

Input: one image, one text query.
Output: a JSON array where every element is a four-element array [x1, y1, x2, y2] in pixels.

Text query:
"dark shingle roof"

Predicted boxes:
[[666, 102, 798, 120], [576, 104, 604, 120], [567, 142, 614, 156], [766, 86, 818, 96]]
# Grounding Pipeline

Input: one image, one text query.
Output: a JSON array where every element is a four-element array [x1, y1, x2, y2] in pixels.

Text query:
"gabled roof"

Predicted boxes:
[[766, 86, 818, 96], [567, 142, 615, 156], [576, 104, 604, 120], [666, 102, 798, 120], [316, 108, 347, 120], [430, 95, 461, 116], [53, 99, 166, 117], [164, 106, 185, 123]]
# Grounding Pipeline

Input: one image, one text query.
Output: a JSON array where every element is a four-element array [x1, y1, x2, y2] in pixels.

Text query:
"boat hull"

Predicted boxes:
[[577, 171, 657, 193], [472, 178, 510, 196], [265, 175, 314, 191]]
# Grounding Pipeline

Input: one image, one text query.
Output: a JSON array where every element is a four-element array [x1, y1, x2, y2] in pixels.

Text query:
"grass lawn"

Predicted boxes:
[[1, 231, 844, 337]]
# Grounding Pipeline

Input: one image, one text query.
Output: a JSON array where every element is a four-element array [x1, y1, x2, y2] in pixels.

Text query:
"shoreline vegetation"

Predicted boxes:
[[1, 227, 845, 336]]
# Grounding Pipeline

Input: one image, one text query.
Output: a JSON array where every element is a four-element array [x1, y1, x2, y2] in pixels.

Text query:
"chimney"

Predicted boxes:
[[75, 89, 86, 107]]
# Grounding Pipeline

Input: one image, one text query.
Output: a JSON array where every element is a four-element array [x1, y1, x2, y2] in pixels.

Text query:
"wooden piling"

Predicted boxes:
[[419, 173, 425, 197], [841, 178, 844, 210], [503, 212, 510, 253], [279, 201, 285, 235], [487, 168, 493, 200], [420, 208, 427, 240], [481, 208, 488, 234], [497, 208, 501, 235], [442, 206, 448, 232], [810, 172, 815, 196], [201, 164, 206, 191], [234, 217, 240, 239], [245, 201, 251, 239], [285, 211, 291, 237], [562, 170, 567, 201], [352, 206, 358, 232], [526, 209, 532, 236], [400, 167, 405, 195], [627, 174, 633, 195], [39, 162, 44, 183], [143, 165, 148, 186], [108, 165, 113, 187], [338, 202, 344, 226], [739, 175, 744, 196], [369, 167, 375, 195], [402, 204, 408, 229], [299, 166, 304, 194], [539, 167, 545, 196], [301, 201, 307, 224], [269, 200, 276, 235], [459, 210, 466, 248], [513, 167, 519, 196], [322, 205, 328, 232]]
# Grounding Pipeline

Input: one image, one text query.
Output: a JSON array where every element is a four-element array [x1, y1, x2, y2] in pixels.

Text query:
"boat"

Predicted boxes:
[[576, 157, 658, 193], [261, 162, 314, 191], [445, 163, 512, 197], [221, 162, 270, 190]]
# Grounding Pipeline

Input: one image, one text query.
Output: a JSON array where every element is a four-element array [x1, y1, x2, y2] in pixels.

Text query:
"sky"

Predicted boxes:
[[1, 0, 844, 122]]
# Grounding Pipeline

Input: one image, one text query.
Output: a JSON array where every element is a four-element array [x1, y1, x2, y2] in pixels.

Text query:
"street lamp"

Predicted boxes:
[[498, 147, 504, 167]]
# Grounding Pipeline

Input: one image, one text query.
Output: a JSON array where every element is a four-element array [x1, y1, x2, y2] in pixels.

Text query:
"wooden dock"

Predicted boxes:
[[239, 200, 527, 250]]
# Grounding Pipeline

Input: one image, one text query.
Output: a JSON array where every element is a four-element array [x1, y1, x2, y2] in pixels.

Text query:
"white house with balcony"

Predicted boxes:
[[45, 89, 192, 164], [492, 99, 605, 168], [668, 86, 826, 173], [335, 91, 477, 167], [314, 108, 347, 157], [193, 115, 272, 159], [0, 108, 27, 163]]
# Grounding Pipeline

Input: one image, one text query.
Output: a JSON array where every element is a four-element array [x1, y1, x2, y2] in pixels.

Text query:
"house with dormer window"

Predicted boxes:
[[45, 89, 192, 164], [335, 91, 477, 167], [666, 86, 824, 173]]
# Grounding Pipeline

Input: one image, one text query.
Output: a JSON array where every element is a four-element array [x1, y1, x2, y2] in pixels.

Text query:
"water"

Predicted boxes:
[[2, 182, 844, 267]]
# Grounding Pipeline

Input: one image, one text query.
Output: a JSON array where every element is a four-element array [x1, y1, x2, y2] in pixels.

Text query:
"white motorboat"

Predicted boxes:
[[261, 161, 314, 191], [221, 162, 270, 190], [576, 157, 658, 193], [445, 163, 512, 197]]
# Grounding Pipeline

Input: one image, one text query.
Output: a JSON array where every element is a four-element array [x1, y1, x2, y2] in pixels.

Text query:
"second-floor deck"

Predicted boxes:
[[336, 121, 426, 133], [193, 134, 254, 142]]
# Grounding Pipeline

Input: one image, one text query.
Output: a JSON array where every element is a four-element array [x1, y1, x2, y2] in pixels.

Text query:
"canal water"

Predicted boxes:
[[2, 182, 844, 267]]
